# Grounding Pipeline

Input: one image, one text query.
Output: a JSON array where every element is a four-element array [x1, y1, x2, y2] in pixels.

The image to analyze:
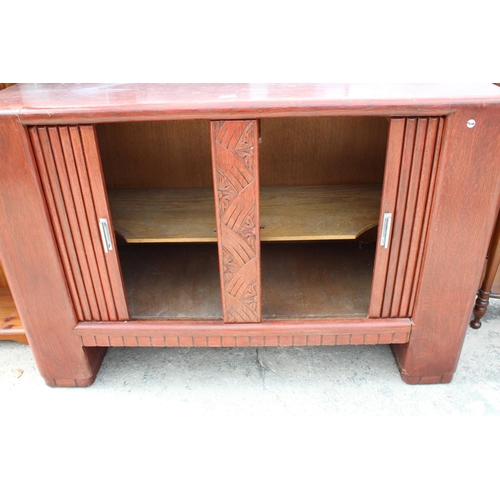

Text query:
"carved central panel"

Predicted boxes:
[[211, 121, 261, 323]]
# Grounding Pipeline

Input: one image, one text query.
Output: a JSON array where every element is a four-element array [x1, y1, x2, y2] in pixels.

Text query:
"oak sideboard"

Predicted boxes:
[[1, 83, 499, 387]]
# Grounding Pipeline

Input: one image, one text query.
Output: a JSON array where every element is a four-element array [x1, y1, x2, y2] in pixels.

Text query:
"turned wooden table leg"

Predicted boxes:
[[471, 209, 500, 329]]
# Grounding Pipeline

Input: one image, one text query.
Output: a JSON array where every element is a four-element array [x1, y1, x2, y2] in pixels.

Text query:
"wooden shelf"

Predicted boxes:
[[0, 289, 28, 344], [261, 184, 381, 241], [108, 184, 382, 243]]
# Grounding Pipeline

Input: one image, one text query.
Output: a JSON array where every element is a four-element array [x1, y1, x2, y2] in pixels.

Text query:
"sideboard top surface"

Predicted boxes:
[[1, 83, 500, 124]]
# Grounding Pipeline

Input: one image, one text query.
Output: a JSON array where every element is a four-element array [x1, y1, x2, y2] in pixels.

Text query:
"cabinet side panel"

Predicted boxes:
[[211, 120, 261, 323], [79, 126, 129, 321]]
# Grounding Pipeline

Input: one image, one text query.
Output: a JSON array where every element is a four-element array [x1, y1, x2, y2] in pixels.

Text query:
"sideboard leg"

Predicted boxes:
[[392, 342, 460, 385], [392, 342, 457, 384], [42, 347, 107, 387]]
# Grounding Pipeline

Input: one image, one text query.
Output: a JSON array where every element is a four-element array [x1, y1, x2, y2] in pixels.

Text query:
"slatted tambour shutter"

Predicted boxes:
[[211, 120, 262, 323], [29, 125, 129, 322], [370, 117, 445, 319]]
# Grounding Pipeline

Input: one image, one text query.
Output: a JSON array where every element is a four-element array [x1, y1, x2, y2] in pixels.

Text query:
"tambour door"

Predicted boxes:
[[29, 125, 129, 322], [370, 117, 445, 319]]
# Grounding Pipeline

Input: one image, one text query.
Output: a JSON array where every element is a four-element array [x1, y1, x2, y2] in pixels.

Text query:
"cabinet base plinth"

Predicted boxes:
[[44, 375, 99, 388], [42, 346, 107, 387], [399, 372, 454, 385]]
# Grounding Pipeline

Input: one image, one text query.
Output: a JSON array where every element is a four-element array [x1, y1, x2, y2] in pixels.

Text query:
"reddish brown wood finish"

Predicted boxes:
[[0, 117, 106, 387], [1, 84, 500, 387], [28, 126, 129, 322], [370, 117, 444, 319], [211, 120, 261, 323], [369, 119, 405, 317], [75, 317, 411, 346], [393, 105, 500, 383], [1, 84, 499, 124], [80, 126, 129, 320], [80, 332, 409, 347]]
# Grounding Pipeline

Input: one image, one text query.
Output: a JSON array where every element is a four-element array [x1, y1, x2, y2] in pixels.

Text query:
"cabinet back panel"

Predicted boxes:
[[96, 121, 213, 189], [118, 243, 222, 320], [260, 117, 389, 186], [96, 117, 388, 189], [262, 241, 374, 319]]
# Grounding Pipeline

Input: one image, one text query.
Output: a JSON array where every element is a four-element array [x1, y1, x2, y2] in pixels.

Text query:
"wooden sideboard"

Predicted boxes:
[[1, 83, 499, 387]]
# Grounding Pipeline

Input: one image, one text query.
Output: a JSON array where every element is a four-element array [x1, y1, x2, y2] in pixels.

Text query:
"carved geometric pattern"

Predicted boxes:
[[211, 120, 261, 323]]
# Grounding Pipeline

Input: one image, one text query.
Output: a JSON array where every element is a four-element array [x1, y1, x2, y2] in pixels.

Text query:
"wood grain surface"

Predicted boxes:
[[393, 105, 500, 383], [75, 316, 412, 346], [1, 84, 499, 124], [97, 120, 213, 189], [211, 120, 261, 323], [259, 117, 388, 186], [370, 117, 444, 319], [0, 117, 106, 386], [96, 117, 387, 189], [29, 126, 129, 322], [1, 84, 500, 386], [262, 241, 375, 319], [107, 184, 381, 243]]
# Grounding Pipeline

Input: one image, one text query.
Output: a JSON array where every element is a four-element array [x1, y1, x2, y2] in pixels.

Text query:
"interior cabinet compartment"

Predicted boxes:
[[259, 117, 389, 318], [96, 120, 221, 320], [97, 117, 389, 321], [0, 262, 27, 343], [119, 243, 221, 319], [262, 241, 375, 319]]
